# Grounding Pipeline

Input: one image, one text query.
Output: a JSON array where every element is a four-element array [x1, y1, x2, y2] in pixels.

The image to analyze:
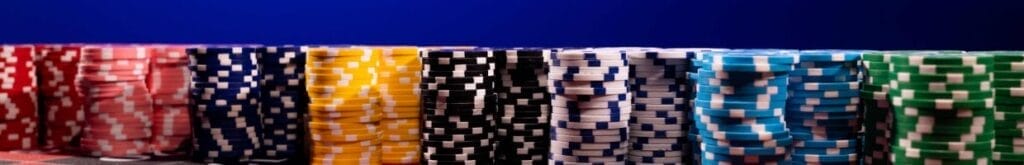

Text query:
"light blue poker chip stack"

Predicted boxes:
[[785, 50, 863, 165], [548, 49, 632, 165], [694, 50, 797, 164], [626, 48, 695, 164]]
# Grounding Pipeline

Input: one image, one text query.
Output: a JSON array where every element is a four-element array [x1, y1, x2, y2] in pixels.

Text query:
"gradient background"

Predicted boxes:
[[1, 0, 1022, 50]]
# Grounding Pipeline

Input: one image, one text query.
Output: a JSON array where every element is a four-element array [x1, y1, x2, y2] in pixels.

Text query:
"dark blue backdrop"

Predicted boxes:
[[1, 0, 1022, 50]]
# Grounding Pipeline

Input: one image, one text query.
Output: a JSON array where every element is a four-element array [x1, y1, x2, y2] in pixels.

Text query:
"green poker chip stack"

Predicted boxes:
[[985, 51, 1024, 164], [888, 51, 995, 165], [860, 51, 894, 164]]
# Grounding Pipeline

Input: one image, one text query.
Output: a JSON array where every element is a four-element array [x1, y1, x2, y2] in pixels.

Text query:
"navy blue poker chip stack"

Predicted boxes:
[[784, 50, 862, 164], [420, 49, 497, 165], [254, 46, 308, 163], [494, 48, 552, 164], [187, 46, 263, 163], [547, 49, 631, 164], [694, 50, 797, 164], [626, 48, 693, 164]]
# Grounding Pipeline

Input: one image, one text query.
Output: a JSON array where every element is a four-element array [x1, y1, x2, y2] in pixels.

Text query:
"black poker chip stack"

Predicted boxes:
[[255, 46, 308, 163], [187, 46, 263, 164], [420, 49, 497, 165], [494, 49, 552, 164]]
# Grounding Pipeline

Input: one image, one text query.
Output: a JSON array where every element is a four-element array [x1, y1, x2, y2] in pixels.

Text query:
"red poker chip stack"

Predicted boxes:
[[146, 45, 192, 155], [36, 44, 85, 151], [77, 45, 154, 159], [0, 45, 39, 151]]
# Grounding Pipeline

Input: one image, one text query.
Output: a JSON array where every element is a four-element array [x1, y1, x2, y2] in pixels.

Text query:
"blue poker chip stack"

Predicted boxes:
[[254, 46, 308, 163], [694, 50, 797, 164], [684, 48, 728, 164], [547, 49, 631, 164], [187, 46, 263, 163], [626, 48, 695, 164], [494, 49, 552, 164], [420, 49, 497, 165], [784, 50, 862, 164]]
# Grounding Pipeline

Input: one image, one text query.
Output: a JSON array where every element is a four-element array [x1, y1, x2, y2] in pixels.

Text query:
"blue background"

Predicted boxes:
[[1, 0, 1022, 50]]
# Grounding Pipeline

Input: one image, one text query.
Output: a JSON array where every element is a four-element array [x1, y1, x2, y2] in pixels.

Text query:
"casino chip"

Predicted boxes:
[[420, 49, 496, 165], [79, 45, 154, 159], [377, 46, 422, 164], [306, 47, 382, 165], [188, 46, 263, 163], [0, 45, 38, 151], [694, 49, 797, 164], [35, 44, 83, 151], [784, 50, 862, 164], [860, 51, 894, 165], [494, 48, 552, 164], [548, 49, 631, 164], [627, 48, 701, 164], [147, 45, 192, 156], [683, 48, 728, 164], [254, 46, 308, 162], [983, 51, 1024, 165], [887, 51, 995, 164]]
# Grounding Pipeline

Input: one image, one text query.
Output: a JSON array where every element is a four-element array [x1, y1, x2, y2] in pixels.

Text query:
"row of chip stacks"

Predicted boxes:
[[494, 49, 551, 164], [378, 47, 422, 164], [419, 49, 498, 164], [991, 51, 1024, 164], [785, 50, 862, 164], [306, 47, 382, 165]]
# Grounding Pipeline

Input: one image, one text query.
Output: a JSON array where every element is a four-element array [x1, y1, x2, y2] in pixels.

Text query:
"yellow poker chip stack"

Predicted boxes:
[[306, 47, 381, 165], [376, 47, 422, 164]]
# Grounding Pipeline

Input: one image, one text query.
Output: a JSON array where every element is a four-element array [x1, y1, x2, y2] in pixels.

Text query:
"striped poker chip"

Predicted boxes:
[[495, 49, 552, 163], [146, 45, 192, 156], [549, 48, 630, 164], [421, 48, 498, 164], [77, 45, 153, 159], [306, 47, 385, 164], [252, 45, 308, 162], [35, 45, 83, 151], [188, 46, 262, 163]]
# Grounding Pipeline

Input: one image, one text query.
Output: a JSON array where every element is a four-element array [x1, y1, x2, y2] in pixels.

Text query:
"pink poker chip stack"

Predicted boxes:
[[0, 45, 39, 151], [146, 45, 192, 155], [77, 45, 154, 159], [36, 44, 85, 151]]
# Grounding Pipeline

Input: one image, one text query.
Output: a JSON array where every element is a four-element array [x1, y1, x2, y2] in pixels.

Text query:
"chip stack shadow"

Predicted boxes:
[[887, 51, 994, 164], [627, 48, 693, 164], [377, 47, 422, 164], [0, 45, 38, 151], [187, 46, 262, 163], [494, 49, 552, 164], [860, 51, 894, 165], [988, 51, 1024, 164], [255, 46, 308, 162], [305, 47, 382, 165], [147, 45, 192, 156], [785, 50, 862, 164], [694, 50, 796, 164], [547, 49, 631, 164], [36, 44, 83, 151], [420, 49, 497, 165]]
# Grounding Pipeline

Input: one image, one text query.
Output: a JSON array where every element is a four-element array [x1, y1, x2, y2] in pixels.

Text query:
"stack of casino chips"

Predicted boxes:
[[306, 47, 381, 165], [78, 45, 153, 158], [860, 51, 894, 164], [887, 51, 995, 164], [147, 45, 192, 155], [494, 49, 551, 164], [784, 50, 862, 164], [985, 51, 1024, 164], [377, 47, 421, 164], [693, 50, 796, 164], [547, 49, 631, 164], [0, 45, 38, 151], [187, 46, 262, 163], [255, 46, 308, 161], [627, 48, 692, 164], [420, 49, 496, 164], [36, 45, 83, 151], [683, 48, 727, 164]]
